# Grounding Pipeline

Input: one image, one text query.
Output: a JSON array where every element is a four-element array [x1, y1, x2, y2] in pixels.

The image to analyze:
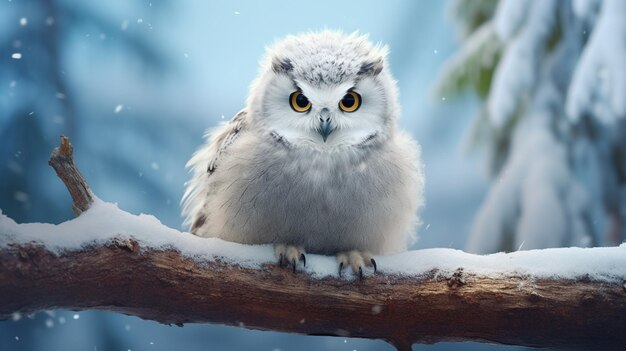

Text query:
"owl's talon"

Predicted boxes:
[[336, 250, 376, 279], [274, 244, 305, 273]]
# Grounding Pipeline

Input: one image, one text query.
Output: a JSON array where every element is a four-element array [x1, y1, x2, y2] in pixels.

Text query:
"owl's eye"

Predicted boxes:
[[290, 91, 311, 113], [339, 91, 361, 112]]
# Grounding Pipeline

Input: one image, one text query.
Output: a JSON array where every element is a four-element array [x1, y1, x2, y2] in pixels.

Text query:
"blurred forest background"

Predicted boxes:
[[1, 0, 623, 350]]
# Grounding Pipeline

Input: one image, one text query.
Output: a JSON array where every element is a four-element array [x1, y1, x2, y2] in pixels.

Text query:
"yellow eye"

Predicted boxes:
[[339, 91, 361, 112], [290, 91, 311, 113]]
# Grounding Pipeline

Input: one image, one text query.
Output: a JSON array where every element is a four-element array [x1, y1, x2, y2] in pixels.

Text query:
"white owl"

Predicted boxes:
[[182, 31, 424, 278]]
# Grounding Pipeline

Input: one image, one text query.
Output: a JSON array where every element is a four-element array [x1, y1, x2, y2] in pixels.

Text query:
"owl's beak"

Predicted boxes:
[[319, 120, 333, 142], [317, 108, 334, 142]]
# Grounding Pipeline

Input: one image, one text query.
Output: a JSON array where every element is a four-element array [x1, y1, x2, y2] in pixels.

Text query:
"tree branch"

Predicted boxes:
[[0, 137, 625, 350], [1, 240, 626, 350], [48, 135, 94, 216]]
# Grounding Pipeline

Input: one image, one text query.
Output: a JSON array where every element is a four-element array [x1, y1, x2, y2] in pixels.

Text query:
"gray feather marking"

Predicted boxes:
[[207, 110, 247, 173], [358, 59, 383, 76]]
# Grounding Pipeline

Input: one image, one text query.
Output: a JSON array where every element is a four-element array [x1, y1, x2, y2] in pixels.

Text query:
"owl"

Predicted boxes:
[[182, 31, 424, 278]]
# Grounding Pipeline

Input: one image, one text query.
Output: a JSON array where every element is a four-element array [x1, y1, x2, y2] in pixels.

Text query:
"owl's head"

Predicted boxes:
[[247, 31, 399, 150]]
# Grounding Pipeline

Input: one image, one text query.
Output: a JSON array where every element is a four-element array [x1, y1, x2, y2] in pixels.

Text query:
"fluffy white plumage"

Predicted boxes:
[[182, 31, 424, 276]]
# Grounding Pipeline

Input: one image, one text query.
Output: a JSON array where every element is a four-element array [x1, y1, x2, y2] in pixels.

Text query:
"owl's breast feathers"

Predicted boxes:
[[194, 127, 421, 255]]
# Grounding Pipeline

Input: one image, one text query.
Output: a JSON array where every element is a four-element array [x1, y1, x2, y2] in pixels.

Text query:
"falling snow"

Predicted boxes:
[[13, 191, 28, 203], [52, 115, 65, 124]]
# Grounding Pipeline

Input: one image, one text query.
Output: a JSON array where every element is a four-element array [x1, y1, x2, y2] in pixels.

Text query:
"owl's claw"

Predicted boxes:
[[336, 250, 376, 279], [274, 244, 306, 273]]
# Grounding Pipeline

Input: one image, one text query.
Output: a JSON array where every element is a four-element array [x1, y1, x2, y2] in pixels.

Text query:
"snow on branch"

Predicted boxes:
[[1, 137, 626, 350]]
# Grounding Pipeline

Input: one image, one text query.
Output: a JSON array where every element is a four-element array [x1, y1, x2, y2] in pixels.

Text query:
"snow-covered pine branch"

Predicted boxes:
[[438, 0, 626, 253], [2, 138, 626, 351]]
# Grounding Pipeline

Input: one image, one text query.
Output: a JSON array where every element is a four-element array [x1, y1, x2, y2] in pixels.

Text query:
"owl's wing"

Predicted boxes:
[[181, 109, 247, 233]]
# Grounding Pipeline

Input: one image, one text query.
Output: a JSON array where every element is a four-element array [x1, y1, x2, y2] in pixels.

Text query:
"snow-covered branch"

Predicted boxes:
[[2, 213, 626, 351], [1, 137, 626, 350]]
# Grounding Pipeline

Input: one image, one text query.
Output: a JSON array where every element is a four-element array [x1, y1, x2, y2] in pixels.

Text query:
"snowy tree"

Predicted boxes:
[[437, 0, 626, 253]]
